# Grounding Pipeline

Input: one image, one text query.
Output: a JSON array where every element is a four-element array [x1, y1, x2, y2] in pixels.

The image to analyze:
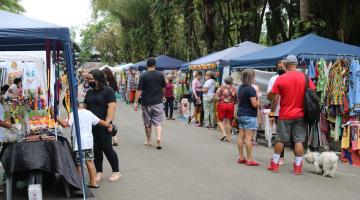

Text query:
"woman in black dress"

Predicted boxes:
[[84, 69, 121, 182]]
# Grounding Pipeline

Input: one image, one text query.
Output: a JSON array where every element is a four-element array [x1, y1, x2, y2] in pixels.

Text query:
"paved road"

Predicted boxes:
[[8, 102, 360, 199], [89, 102, 360, 200]]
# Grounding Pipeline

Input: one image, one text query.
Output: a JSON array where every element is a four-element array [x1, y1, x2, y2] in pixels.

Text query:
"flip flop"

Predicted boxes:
[[156, 146, 162, 150], [144, 141, 152, 146], [87, 184, 100, 188], [220, 136, 226, 141]]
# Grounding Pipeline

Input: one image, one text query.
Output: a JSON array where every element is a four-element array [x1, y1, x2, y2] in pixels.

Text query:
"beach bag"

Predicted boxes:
[[303, 74, 321, 125]]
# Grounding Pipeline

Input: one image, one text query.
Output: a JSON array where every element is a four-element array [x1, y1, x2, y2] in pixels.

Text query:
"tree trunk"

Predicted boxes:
[[300, 0, 310, 21], [202, 0, 216, 53], [184, 0, 201, 59]]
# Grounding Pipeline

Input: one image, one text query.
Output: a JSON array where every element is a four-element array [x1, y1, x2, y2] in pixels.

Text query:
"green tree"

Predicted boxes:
[[0, 0, 25, 13]]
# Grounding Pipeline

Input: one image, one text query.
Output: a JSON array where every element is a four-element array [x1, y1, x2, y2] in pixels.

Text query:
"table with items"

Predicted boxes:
[[0, 88, 87, 199]]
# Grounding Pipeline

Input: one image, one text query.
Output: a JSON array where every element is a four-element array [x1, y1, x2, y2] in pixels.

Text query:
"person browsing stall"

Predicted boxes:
[[267, 60, 287, 165], [84, 69, 121, 182], [56, 102, 113, 188], [267, 55, 316, 175]]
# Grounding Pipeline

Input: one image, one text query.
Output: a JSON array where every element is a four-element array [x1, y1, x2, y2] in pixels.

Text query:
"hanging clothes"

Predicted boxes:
[[330, 115, 342, 142], [351, 125, 359, 150], [325, 59, 349, 107], [308, 59, 316, 79], [341, 125, 350, 149], [348, 59, 360, 115], [316, 59, 326, 95]]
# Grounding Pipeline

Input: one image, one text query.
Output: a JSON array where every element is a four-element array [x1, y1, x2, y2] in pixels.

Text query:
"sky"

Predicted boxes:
[[22, 0, 93, 42]]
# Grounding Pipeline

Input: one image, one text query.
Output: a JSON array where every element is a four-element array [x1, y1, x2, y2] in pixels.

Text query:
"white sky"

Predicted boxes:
[[22, 0, 93, 42]]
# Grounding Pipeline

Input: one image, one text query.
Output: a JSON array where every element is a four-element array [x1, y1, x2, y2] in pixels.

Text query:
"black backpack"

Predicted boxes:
[[303, 74, 321, 125]]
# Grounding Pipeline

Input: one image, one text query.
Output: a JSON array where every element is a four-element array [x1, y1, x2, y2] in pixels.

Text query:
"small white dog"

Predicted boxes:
[[304, 151, 338, 178]]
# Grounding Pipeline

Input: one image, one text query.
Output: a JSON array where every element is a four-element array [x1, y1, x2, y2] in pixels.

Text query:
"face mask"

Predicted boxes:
[[84, 83, 89, 89], [277, 69, 285, 75], [89, 81, 96, 89]]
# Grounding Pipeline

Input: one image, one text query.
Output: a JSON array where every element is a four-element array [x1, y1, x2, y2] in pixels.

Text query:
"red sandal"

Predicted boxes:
[[245, 160, 260, 166]]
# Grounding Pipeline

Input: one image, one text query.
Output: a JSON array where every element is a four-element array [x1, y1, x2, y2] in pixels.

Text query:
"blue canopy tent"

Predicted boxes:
[[136, 55, 185, 71], [230, 34, 360, 68], [182, 41, 266, 69], [0, 11, 87, 199]]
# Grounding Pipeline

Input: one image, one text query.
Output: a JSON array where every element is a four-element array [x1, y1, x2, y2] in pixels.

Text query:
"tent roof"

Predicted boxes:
[[184, 42, 266, 67], [135, 55, 185, 71], [0, 10, 71, 51], [230, 34, 360, 68]]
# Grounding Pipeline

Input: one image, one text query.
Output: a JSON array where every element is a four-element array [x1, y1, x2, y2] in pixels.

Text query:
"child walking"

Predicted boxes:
[[56, 102, 113, 188]]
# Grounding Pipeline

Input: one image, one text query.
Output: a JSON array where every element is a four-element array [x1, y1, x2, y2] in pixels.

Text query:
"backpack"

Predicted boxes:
[[303, 74, 321, 125]]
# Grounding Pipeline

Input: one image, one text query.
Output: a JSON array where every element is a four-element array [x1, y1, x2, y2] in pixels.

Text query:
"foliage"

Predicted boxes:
[[81, 0, 360, 64], [0, 0, 25, 13]]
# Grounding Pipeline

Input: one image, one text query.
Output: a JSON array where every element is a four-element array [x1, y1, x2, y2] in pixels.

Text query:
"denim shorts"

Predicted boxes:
[[237, 116, 258, 130]]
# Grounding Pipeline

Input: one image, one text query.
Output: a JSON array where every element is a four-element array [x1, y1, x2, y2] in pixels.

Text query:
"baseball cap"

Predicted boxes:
[[285, 55, 298, 65]]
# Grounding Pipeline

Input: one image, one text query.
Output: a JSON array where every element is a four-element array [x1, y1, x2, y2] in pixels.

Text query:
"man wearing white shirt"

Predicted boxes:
[[267, 60, 286, 165]]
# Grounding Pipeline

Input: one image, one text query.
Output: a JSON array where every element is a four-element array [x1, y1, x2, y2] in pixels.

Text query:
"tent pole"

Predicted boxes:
[[52, 40, 58, 140], [64, 42, 87, 200]]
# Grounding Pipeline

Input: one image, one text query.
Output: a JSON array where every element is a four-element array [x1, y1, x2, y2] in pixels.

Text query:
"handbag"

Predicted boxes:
[[110, 124, 118, 136], [231, 118, 239, 129]]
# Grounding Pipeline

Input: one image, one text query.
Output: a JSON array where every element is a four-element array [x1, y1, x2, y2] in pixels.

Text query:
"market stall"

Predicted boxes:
[[183, 41, 266, 85], [0, 10, 88, 199], [135, 55, 185, 71], [230, 34, 360, 166]]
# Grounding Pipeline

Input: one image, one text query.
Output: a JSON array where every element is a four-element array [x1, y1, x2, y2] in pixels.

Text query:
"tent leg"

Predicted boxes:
[[63, 43, 87, 200]]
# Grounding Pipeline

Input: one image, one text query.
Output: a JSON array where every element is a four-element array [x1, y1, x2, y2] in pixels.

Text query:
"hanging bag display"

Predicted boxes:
[[303, 74, 321, 125]]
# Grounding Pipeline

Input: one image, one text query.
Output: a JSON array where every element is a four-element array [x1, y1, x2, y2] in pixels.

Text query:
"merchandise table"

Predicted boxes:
[[0, 136, 87, 199]]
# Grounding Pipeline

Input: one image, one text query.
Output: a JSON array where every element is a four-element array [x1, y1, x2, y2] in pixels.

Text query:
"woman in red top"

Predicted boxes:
[[165, 75, 175, 120], [215, 77, 237, 142]]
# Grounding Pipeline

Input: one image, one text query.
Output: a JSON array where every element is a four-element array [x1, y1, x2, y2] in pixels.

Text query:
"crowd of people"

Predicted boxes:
[[54, 53, 315, 191], [181, 54, 315, 173]]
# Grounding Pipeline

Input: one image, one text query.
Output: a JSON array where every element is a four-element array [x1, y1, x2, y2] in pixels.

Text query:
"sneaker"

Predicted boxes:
[[245, 160, 260, 166], [237, 158, 247, 164], [267, 159, 279, 173], [293, 162, 303, 175]]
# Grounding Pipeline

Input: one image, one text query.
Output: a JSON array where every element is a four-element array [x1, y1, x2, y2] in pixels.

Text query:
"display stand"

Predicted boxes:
[[0, 11, 87, 199]]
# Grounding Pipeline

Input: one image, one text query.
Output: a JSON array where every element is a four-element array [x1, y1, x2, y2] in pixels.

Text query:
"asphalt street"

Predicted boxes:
[[8, 102, 360, 199], [88, 102, 360, 200]]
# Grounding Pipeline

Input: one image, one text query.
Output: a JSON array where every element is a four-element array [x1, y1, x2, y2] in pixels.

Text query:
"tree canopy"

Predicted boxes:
[[0, 0, 25, 13]]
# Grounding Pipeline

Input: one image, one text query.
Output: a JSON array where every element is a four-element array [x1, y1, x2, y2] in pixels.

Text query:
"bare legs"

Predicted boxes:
[[77, 160, 97, 186], [238, 129, 255, 161], [155, 125, 162, 147], [144, 127, 152, 145], [225, 119, 232, 142], [144, 126, 163, 148], [219, 119, 232, 142], [218, 120, 226, 137]]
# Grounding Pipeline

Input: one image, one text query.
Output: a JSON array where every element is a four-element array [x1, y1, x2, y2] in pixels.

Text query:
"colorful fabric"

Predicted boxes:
[[341, 126, 350, 149], [316, 59, 326, 93], [325, 59, 349, 107], [348, 59, 360, 115], [216, 85, 237, 103], [308, 59, 316, 79]]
